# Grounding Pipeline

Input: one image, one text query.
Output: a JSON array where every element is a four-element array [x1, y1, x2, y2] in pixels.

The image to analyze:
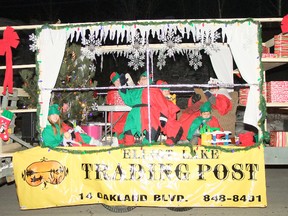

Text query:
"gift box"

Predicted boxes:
[[239, 85, 267, 106], [262, 53, 278, 58], [262, 45, 269, 54], [274, 34, 288, 57], [266, 81, 288, 103], [270, 131, 288, 147], [81, 122, 103, 140]]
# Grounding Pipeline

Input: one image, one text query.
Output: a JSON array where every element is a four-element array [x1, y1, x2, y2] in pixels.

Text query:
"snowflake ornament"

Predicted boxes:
[[156, 50, 167, 70], [159, 29, 182, 57], [127, 53, 145, 70], [91, 102, 98, 111], [127, 31, 147, 71], [28, 33, 38, 52], [188, 50, 203, 70], [81, 32, 102, 60], [89, 64, 96, 72], [198, 30, 221, 55]]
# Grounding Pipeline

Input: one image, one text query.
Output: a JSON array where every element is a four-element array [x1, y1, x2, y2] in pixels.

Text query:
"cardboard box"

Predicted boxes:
[[270, 131, 288, 147]]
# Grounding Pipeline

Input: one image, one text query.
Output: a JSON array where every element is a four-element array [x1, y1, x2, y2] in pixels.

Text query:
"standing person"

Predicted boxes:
[[119, 72, 170, 146], [156, 80, 183, 145], [106, 72, 129, 144], [42, 104, 102, 148], [187, 101, 222, 144]]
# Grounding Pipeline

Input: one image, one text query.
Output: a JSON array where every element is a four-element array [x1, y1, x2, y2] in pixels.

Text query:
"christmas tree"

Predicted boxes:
[[51, 42, 104, 124], [19, 69, 38, 108]]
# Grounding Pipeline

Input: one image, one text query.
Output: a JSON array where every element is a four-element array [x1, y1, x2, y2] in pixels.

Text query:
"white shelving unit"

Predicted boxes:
[[262, 44, 288, 165]]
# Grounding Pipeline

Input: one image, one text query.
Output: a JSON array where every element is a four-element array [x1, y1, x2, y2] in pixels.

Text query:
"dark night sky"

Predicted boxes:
[[0, 0, 288, 25], [0, 0, 287, 86]]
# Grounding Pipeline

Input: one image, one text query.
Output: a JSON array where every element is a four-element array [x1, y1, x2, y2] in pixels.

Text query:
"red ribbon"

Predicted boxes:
[[0, 26, 20, 95]]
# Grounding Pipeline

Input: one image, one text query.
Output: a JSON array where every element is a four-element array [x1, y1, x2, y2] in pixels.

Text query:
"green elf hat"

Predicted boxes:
[[156, 80, 169, 90], [140, 71, 153, 84], [48, 104, 61, 116], [200, 101, 212, 113], [110, 72, 120, 83]]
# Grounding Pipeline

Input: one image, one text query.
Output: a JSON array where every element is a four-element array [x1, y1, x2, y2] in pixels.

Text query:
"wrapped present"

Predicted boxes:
[[262, 53, 278, 58], [262, 45, 269, 54], [274, 34, 288, 57], [270, 131, 288, 147], [81, 122, 103, 140], [239, 85, 267, 106], [266, 81, 288, 103]]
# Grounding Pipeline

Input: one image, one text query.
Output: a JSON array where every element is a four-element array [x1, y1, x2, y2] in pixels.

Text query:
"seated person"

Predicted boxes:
[[156, 80, 177, 104], [187, 101, 222, 145], [42, 104, 102, 148], [156, 80, 183, 145], [106, 72, 130, 144]]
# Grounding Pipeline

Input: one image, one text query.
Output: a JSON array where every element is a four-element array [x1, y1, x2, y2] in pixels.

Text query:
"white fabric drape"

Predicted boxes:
[[38, 28, 67, 129], [209, 45, 234, 86], [226, 23, 261, 128]]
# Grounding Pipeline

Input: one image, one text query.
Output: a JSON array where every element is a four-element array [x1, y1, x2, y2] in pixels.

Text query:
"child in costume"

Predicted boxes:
[[106, 72, 130, 145], [42, 104, 102, 148], [187, 101, 222, 144], [156, 80, 183, 145]]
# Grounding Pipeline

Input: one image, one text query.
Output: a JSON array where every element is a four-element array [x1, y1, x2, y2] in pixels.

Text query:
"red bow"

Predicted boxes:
[[0, 26, 20, 95]]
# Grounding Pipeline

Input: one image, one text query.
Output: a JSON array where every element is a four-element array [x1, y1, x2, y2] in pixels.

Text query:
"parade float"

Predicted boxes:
[[1, 17, 280, 211]]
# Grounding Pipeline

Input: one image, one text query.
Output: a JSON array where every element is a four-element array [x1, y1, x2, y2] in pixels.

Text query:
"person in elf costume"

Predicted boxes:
[[0, 109, 14, 142], [156, 80, 183, 145], [106, 72, 130, 144], [42, 104, 102, 148], [119, 72, 170, 146], [187, 101, 222, 144]]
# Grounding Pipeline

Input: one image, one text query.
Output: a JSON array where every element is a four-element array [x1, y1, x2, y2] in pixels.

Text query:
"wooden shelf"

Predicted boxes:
[[262, 57, 288, 70], [266, 102, 288, 108]]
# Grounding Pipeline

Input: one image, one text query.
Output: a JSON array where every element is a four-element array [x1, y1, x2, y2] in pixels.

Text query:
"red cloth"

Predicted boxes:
[[61, 122, 86, 145], [212, 94, 232, 115], [0, 26, 20, 95], [239, 132, 255, 146], [161, 100, 183, 144], [179, 111, 201, 140], [106, 89, 128, 135], [140, 88, 170, 133]]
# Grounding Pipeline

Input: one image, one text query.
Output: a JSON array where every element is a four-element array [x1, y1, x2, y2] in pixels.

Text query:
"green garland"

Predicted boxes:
[[43, 141, 265, 156], [36, 18, 258, 32]]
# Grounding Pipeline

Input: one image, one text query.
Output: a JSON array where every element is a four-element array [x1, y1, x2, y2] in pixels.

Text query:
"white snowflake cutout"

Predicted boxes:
[[89, 64, 96, 72], [127, 52, 145, 71], [81, 32, 102, 60], [159, 29, 182, 57], [91, 102, 98, 111], [126, 31, 147, 70], [156, 50, 167, 70], [188, 50, 203, 70], [28, 33, 38, 52], [198, 30, 221, 55]]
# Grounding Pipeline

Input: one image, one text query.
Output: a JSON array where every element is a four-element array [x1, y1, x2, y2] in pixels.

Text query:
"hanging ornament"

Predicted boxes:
[[81, 32, 102, 61], [28, 33, 38, 52], [187, 49, 203, 70], [127, 31, 147, 71], [71, 51, 76, 61]]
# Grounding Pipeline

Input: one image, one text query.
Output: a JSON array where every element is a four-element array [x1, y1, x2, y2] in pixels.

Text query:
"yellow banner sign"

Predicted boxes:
[[13, 145, 267, 209]]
